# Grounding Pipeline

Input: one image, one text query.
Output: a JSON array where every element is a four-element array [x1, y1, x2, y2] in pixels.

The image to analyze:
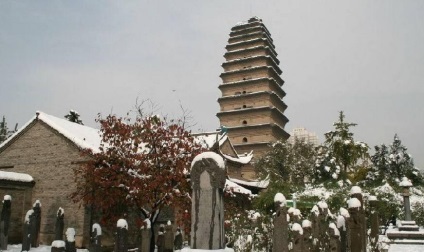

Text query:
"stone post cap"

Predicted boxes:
[[348, 198, 361, 209], [350, 186, 362, 195], [274, 193, 286, 207], [368, 195, 377, 201], [399, 177, 413, 187]]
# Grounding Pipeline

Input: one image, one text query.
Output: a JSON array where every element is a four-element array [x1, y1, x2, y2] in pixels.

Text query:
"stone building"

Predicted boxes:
[[217, 17, 290, 178], [0, 111, 99, 247]]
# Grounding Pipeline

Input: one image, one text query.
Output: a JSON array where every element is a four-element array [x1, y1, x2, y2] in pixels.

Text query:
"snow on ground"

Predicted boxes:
[[2, 245, 89, 252], [3, 244, 235, 252], [388, 243, 424, 252]]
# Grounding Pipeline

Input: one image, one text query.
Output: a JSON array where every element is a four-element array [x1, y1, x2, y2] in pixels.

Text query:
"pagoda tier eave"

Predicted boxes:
[[225, 124, 290, 140], [228, 31, 274, 45], [216, 106, 289, 122], [230, 25, 271, 38], [224, 45, 279, 62], [220, 66, 284, 84], [218, 77, 285, 88], [226, 37, 276, 50], [221, 55, 282, 75], [218, 91, 287, 106]]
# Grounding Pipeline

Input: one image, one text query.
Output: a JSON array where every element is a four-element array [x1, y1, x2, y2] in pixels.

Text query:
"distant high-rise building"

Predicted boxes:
[[288, 127, 319, 146], [217, 17, 289, 166]]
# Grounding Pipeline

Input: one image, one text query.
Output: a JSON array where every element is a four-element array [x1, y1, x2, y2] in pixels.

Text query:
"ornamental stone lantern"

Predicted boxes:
[[399, 177, 413, 221]]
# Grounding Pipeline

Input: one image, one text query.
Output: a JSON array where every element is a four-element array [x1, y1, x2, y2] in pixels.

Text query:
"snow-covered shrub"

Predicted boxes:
[[412, 202, 424, 227]]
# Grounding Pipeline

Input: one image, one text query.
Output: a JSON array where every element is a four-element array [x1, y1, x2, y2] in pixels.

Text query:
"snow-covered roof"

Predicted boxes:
[[0, 171, 34, 182], [193, 131, 253, 165], [225, 179, 252, 195], [0, 111, 102, 153], [228, 177, 269, 189]]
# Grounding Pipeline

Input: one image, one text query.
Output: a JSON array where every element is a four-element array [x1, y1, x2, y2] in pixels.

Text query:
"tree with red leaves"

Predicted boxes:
[[72, 114, 205, 251]]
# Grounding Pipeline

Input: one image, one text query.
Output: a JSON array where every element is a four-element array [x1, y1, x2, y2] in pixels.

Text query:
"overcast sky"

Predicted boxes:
[[1, 1, 423, 168]]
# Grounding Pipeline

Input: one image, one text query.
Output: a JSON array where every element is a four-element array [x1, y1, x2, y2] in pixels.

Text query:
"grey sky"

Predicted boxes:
[[1, 1, 424, 168]]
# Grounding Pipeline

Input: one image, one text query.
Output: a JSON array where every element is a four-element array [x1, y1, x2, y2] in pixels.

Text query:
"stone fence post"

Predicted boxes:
[[0, 195, 11, 250], [291, 223, 303, 252], [51, 240, 66, 252], [164, 221, 174, 252], [91, 223, 102, 252], [31, 200, 41, 247], [65, 228, 76, 252], [55, 208, 65, 240], [337, 208, 350, 252], [329, 223, 341, 252], [22, 209, 34, 252], [302, 220, 313, 252], [368, 196, 379, 252], [273, 193, 288, 252], [115, 219, 128, 252], [348, 198, 364, 252], [140, 220, 151, 252], [174, 227, 183, 251]]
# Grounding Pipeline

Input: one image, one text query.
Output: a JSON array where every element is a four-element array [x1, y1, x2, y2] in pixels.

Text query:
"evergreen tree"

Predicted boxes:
[[367, 144, 390, 185], [0, 116, 8, 143], [315, 111, 369, 186], [0, 116, 17, 144], [255, 139, 317, 192], [367, 134, 423, 186], [389, 134, 414, 179], [64, 110, 83, 125]]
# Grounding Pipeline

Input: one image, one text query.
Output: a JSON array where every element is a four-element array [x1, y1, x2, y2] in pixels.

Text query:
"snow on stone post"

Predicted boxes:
[[55, 208, 65, 240], [347, 198, 363, 252], [91, 223, 102, 252], [350, 186, 366, 251], [290, 223, 303, 252], [337, 208, 350, 252], [301, 220, 312, 252], [368, 196, 379, 252], [140, 220, 150, 252], [31, 200, 42, 247], [0, 195, 11, 250], [22, 209, 34, 252], [399, 177, 413, 221], [115, 219, 128, 252], [51, 240, 66, 252], [190, 152, 226, 250], [328, 223, 341, 252], [313, 201, 330, 251], [273, 193, 288, 252], [65, 228, 76, 252], [164, 220, 174, 252], [310, 205, 320, 250]]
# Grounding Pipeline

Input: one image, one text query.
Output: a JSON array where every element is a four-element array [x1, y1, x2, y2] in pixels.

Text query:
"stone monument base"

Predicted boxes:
[[386, 221, 424, 240]]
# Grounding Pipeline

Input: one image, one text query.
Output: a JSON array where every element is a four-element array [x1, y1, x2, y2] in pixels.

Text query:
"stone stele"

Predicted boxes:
[[190, 152, 226, 250]]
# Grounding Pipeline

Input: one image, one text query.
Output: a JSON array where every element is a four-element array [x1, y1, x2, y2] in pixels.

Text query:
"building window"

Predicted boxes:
[[242, 120, 247, 125], [242, 137, 248, 143]]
